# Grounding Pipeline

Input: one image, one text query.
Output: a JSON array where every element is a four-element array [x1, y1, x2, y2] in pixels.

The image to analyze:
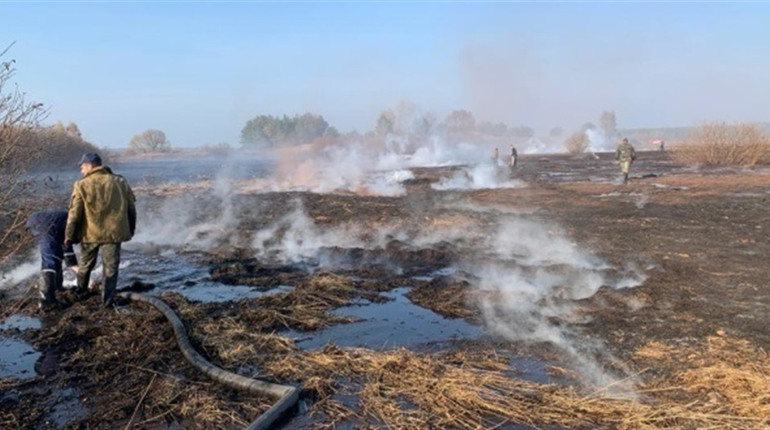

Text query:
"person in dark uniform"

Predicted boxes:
[[509, 145, 518, 168], [26, 210, 78, 311]]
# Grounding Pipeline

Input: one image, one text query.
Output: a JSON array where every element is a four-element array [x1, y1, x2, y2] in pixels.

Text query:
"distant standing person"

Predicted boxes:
[[491, 147, 499, 165], [615, 138, 636, 185], [26, 210, 79, 311], [509, 145, 518, 168], [65, 153, 136, 307]]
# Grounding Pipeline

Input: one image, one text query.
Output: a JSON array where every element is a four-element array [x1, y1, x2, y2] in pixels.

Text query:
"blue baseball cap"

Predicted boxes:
[[78, 152, 102, 166]]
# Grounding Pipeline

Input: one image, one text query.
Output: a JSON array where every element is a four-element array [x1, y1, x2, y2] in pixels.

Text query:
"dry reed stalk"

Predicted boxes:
[[254, 335, 770, 429], [671, 122, 770, 166]]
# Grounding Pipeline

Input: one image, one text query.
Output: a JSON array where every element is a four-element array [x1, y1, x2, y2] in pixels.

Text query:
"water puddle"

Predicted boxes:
[[46, 388, 89, 427], [0, 314, 42, 380], [0, 336, 40, 380], [410, 266, 457, 282], [175, 283, 293, 303], [286, 287, 484, 350], [0, 314, 41, 331], [111, 249, 295, 303]]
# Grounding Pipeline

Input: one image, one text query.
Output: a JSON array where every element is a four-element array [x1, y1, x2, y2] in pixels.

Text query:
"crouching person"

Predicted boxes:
[[26, 210, 79, 311]]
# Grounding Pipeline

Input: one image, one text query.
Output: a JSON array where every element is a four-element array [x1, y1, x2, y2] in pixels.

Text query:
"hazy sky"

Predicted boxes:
[[2, 1, 769, 148]]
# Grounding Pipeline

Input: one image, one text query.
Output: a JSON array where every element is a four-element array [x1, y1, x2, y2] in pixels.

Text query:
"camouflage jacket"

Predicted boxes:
[[615, 142, 636, 162], [66, 166, 136, 244]]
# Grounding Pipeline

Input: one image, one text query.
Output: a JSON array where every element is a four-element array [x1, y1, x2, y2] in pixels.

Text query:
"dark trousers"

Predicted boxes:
[[77, 242, 121, 304], [40, 238, 63, 271]]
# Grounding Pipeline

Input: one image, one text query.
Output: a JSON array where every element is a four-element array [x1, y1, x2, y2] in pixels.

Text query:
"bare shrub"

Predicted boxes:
[[29, 127, 103, 168], [564, 130, 588, 154], [671, 122, 770, 166], [0, 43, 47, 267]]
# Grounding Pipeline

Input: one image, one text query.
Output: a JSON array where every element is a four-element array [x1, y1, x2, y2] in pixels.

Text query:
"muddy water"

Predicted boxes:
[[0, 315, 42, 379], [285, 286, 484, 350]]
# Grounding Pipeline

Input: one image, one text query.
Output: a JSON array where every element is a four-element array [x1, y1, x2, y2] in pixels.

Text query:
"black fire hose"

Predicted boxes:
[[118, 292, 299, 430]]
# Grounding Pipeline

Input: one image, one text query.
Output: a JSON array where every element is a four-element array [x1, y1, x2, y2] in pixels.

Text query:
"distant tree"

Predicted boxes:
[[323, 126, 340, 138], [599, 111, 617, 136], [444, 110, 476, 134], [581, 122, 596, 132], [411, 112, 436, 138], [130, 129, 171, 153], [241, 115, 277, 146], [549, 127, 564, 137], [376, 110, 395, 136], [240, 113, 331, 147], [65, 121, 82, 138], [53, 120, 65, 134], [295, 113, 329, 142], [375, 101, 435, 139]]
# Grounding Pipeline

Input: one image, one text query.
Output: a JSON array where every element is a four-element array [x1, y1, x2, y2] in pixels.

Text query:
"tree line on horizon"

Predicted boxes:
[[237, 104, 559, 149]]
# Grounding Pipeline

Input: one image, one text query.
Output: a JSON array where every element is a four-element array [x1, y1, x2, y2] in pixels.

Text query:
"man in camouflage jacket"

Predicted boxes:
[[615, 138, 636, 184], [65, 153, 136, 307]]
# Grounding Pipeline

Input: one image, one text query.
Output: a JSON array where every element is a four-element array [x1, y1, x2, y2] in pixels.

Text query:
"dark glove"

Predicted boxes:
[[64, 251, 78, 267]]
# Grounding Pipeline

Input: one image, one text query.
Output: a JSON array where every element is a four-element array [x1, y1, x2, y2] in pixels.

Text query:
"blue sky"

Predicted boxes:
[[2, 1, 769, 148]]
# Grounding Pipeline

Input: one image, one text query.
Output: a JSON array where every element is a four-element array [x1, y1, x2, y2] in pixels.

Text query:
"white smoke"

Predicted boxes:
[[585, 128, 616, 154], [129, 156, 242, 251], [249, 199, 648, 394], [0, 254, 38, 296], [522, 135, 563, 154], [466, 215, 645, 396], [251, 199, 409, 264], [433, 162, 525, 190], [246, 200, 648, 360], [258, 134, 534, 196]]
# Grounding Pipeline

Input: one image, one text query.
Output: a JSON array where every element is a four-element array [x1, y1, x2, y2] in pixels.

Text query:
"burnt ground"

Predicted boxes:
[[2, 150, 770, 429]]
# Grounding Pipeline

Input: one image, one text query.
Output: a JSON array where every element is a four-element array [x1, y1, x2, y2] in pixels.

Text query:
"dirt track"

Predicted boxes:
[[2, 150, 769, 429]]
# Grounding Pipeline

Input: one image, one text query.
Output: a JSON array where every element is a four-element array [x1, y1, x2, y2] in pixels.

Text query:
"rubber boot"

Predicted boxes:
[[102, 283, 115, 308], [54, 266, 64, 292], [38, 271, 59, 311], [623, 173, 629, 184], [75, 270, 91, 299]]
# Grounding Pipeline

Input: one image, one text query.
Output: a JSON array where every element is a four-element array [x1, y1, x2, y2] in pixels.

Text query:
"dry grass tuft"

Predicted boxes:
[[18, 296, 275, 429], [671, 122, 770, 166], [254, 336, 770, 429], [5, 280, 769, 429]]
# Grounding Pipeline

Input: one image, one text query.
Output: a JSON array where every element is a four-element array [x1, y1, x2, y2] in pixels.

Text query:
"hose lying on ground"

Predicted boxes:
[[118, 292, 299, 430]]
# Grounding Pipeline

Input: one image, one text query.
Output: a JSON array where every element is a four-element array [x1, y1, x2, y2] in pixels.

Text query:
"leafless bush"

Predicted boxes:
[[28, 127, 103, 168], [564, 130, 588, 154], [0, 43, 47, 267], [671, 122, 770, 166]]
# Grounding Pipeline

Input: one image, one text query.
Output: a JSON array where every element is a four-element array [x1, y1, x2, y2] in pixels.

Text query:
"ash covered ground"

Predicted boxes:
[[2, 149, 770, 429]]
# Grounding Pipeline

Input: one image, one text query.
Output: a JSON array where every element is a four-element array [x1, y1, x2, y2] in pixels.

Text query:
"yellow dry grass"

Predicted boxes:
[[253, 335, 770, 429], [671, 122, 770, 166]]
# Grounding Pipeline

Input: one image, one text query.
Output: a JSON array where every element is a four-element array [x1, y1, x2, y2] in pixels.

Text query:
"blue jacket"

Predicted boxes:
[[27, 210, 77, 269]]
